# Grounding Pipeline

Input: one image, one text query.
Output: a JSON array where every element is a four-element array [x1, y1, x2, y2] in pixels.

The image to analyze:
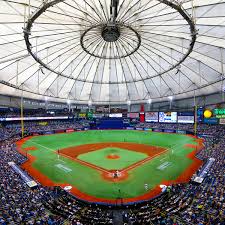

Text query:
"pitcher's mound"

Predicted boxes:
[[106, 154, 120, 160]]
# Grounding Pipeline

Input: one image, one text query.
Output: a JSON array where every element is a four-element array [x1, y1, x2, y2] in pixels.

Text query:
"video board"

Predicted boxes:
[[197, 107, 204, 122], [93, 113, 104, 118], [145, 112, 158, 122], [96, 106, 127, 113], [128, 112, 139, 118], [0, 116, 68, 121], [177, 112, 194, 124], [109, 113, 123, 118], [159, 112, 177, 123], [78, 113, 86, 118]]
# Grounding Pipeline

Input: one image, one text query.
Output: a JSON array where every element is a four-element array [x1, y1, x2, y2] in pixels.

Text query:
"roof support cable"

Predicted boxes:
[[178, 66, 181, 94], [198, 60, 201, 87], [20, 84, 24, 139], [23, 3, 27, 30], [27, 0, 31, 19], [16, 60, 19, 87], [46, 47, 49, 64], [37, 68, 40, 94], [35, 37, 38, 57], [191, 0, 196, 25], [159, 55, 162, 98]]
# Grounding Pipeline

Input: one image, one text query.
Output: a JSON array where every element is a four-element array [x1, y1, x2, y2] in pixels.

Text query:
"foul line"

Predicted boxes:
[[28, 140, 55, 153], [27, 140, 65, 163], [27, 140, 168, 176], [122, 149, 168, 173], [28, 140, 109, 173], [58, 152, 108, 173]]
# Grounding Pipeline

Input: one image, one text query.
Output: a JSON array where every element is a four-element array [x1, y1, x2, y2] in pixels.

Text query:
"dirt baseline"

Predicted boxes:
[[59, 142, 167, 158], [59, 143, 167, 182]]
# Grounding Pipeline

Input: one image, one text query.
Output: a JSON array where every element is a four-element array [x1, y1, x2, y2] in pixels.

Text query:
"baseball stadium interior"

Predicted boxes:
[[0, 0, 225, 225]]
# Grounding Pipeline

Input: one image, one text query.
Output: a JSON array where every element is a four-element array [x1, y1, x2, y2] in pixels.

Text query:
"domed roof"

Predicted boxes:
[[0, 0, 224, 104]]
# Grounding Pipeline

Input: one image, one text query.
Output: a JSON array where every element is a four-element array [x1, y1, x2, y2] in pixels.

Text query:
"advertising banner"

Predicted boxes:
[[163, 129, 175, 133], [145, 112, 158, 122], [135, 128, 143, 130], [55, 130, 65, 133], [152, 128, 163, 132], [126, 127, 134, 130], [78, 113, 86, 118], [1, 116, 68, 121], [144, 128, 152, 131], [203, 118, 219, 124], [109, 113, 123, 118], [176, 130, 186, 134], [177, 112, 194, 124], [43, 131, 54, 135], [128, 113, 139, 118], [219, 118, 225, 124], [214, 108, 225, 118]]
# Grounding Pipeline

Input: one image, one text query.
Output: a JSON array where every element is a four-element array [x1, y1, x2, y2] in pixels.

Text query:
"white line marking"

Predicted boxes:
[[157, 161, 172, 170], [122, 150, 167, 173], [28, 140, 65, 163], [55, 164, 72, 173], [28, 140, 55, 152], [160, 157, 167, 162]]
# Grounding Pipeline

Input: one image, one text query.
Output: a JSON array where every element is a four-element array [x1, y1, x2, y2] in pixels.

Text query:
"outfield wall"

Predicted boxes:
[[27, 127, 194, 137]]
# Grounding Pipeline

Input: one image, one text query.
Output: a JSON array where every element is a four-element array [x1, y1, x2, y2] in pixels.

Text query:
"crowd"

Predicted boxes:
[[135, 122, 220, 134], [0, 108, 73, 118], [0, 120, 89, 142], [0, 137, 113, 225], [0, 137, 64, 224], [0, 120, 224, 225], [126, 123, 225, 225]]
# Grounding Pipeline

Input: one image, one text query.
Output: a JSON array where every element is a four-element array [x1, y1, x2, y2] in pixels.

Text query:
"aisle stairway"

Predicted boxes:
[[112, 210, 124, 225]]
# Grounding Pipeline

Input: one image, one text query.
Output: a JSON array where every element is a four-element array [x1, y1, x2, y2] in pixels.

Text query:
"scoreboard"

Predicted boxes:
[[159, 112, 177, 123]]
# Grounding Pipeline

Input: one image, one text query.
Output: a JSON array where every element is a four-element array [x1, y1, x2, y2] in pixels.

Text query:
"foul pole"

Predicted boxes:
[[194, 90, 197, 136], [20, 88, 24, 139]]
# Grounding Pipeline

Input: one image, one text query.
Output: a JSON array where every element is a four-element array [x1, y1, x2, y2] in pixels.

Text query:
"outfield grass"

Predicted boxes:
[[22, 130, 198, 199]]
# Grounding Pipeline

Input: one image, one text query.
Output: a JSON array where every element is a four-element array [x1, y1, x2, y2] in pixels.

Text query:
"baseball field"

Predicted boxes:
[[16, 130, 203, 204]]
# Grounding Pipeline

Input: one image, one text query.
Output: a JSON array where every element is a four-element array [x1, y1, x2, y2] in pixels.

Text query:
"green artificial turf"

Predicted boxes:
[[22, 130, 198, 199], [77, 147, 148, 170]]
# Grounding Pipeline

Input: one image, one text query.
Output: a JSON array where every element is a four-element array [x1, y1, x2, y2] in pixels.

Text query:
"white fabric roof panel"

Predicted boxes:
[[0, 0, 224, 104]]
